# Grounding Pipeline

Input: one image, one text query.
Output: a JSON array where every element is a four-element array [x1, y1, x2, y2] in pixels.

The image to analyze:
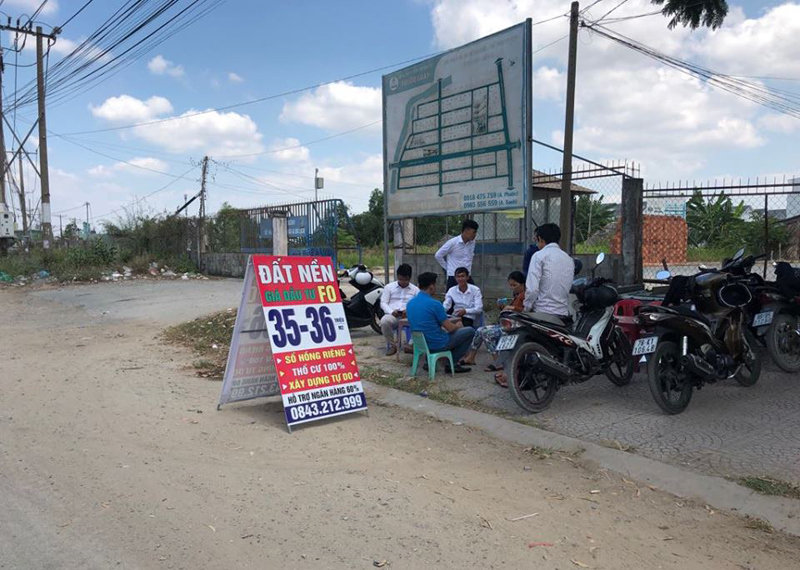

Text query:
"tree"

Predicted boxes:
[[686, 191, 746, 248], [574, 195, 616, 244], [351, 189, 384, 247], [651, 0, 728, 30]]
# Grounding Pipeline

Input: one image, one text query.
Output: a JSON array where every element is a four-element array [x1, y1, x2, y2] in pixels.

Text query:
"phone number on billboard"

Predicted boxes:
[[287, 394, 365, 422]]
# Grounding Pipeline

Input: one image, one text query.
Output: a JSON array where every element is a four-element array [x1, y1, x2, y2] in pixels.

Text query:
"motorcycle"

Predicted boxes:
[[636, 248, 761, 415], [339, 265, 384, 334], [763, 261, 800, 372], [498, 252, 634, 414], [702, 253, 800, 372]]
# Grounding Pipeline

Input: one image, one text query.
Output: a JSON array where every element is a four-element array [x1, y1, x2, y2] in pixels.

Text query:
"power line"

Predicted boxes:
[[58, 0, 96, 30]]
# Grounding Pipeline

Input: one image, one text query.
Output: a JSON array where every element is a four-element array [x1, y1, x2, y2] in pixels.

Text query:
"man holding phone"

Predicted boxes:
[[380, 263, 419, 356]]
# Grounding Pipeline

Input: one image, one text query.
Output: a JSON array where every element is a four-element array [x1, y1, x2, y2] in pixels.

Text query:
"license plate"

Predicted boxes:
[[753, 311, 774, 327], [632, 336, 658, 356], [497, 334, 519, 351]]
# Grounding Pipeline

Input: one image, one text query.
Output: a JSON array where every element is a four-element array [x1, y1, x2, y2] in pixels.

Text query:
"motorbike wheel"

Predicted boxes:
[[369, 300, 384, 335], [605, 327, 634, 387], [735, 331, 762, 387], [766, 314, 800, 373], [507, 342, 559, 414], [647, 340, 693, 415]]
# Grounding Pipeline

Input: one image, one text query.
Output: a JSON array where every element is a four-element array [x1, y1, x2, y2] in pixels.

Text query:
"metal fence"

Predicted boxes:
[[388, 161, 638, 293], [205, 198, 361, 269], [640, 176, 800, 281]]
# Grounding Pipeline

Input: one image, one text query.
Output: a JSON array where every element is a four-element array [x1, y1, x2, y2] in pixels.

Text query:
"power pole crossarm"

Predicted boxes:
[[559, 1, 580, 253]]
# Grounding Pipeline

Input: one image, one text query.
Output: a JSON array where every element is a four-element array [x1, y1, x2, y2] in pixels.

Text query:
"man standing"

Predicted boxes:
[[406, 272, 474, 373], [524, 223, 574, 318], [443, 267, 483, 328], [379, 263, 419, 356], [435, 219, 479, 289]]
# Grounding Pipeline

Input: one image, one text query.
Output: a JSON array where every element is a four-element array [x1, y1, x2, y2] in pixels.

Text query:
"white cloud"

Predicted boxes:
[[267, 138, 310, 163], [427, 0, 799, 179], [280, 81, 381, 131], [4, 0, 58, 15], [88, 157, 170, 177], [90, 94, 265, 158], [758, 113, 800, 135], [533, 66, 563, 101], [228, 72, 244, 83], [148, 55, 185, 78], [89, 95, 173, 122]]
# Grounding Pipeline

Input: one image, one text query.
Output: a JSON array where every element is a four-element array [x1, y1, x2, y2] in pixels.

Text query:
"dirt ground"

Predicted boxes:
[[2, 283, 800, 570]]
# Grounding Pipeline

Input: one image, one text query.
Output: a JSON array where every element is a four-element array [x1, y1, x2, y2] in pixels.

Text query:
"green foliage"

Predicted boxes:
[[686, 191, 746, 248], [742, 210, 789, 256], [574, 195, 616, 244], [651, 0, 728, 30], [208, 202, 241, 253], [351, 189, 384, 247], [61, 239, 117, 268]]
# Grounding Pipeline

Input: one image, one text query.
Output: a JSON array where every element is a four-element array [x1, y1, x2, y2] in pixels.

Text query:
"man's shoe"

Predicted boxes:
[[445, 364, 471, 374], [386, 345, 398, 356], [403, 345, 414, 354]]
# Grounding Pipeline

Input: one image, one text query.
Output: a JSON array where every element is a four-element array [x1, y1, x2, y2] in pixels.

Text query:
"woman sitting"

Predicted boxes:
[[460, 271, 526, 387]]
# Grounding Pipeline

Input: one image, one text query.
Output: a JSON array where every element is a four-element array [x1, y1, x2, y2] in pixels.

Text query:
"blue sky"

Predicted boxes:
[[1, 0, 797, 230]]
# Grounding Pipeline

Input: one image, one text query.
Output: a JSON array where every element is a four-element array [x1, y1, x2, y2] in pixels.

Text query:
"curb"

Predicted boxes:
[[364, 380, 800, 537]]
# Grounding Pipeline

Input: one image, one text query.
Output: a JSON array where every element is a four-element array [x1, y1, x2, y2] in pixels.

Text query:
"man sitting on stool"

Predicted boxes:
[[379, 263, 419, 356], [443, 266, 483, 328], [406, 272, 474, 373]]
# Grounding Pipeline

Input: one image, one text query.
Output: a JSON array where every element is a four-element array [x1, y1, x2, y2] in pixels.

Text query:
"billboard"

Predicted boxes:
[[383, 21, 531, 219]]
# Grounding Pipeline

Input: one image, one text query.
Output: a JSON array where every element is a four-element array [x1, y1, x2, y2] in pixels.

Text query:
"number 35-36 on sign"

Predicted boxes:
[[253, 255, 367, 432]]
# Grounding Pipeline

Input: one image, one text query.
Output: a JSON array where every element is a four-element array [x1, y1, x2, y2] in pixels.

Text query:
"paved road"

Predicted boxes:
[[355, 331, 800, 486]]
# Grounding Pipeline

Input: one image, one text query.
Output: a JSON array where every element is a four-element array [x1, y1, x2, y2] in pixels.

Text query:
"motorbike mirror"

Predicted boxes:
[[732, 247, 745, 261], [656, 269, 671, 281], [595, 252, 605, 266]]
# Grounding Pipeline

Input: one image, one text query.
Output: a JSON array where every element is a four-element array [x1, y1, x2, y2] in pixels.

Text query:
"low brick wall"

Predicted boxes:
[[201, 253, 249, 278], [611, 215, 687, 265]]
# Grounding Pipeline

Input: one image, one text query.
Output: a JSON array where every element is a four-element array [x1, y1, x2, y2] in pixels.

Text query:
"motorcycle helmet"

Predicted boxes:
[[583, 284, 619, 309], [354, 269, 373, 286], [717, 282, 752, 308]]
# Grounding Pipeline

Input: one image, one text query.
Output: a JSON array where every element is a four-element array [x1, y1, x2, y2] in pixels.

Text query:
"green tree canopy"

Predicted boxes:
[[651, 0, 728, 30]]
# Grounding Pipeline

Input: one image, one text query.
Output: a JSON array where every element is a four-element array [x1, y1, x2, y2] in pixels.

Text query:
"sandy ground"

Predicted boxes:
[[2, 282, 800, 570]]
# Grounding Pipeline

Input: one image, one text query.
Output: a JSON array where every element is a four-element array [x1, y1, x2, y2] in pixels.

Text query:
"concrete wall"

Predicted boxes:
[[202, 253, 249, 278]]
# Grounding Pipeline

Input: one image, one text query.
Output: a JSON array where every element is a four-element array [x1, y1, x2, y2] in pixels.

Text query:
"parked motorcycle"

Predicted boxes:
[[636, 248, 761, 414], [339, 265, 384, 334], [498, 253, 634, 414], [763, 261, 800, 372]]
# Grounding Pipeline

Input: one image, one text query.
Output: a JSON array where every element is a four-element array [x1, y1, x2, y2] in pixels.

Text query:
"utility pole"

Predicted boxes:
[[198, 156, 208, 267], [559, 1, 580, 253], [58, 214, 62, 238], [36, 26, 53, 249], [0, 50, 6, 207], [18, 156, 27, 235]]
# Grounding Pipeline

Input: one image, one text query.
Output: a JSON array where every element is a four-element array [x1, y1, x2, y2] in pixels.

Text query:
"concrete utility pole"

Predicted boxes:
[[36, 27, 53, 249], [0, 50, 6, 207], [18, 157, 27, 234], [198, 156, 209, 266], [559, 1, 580, 253]]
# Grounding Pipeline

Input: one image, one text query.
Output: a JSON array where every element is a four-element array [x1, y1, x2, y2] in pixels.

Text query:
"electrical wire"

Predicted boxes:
[[59, 0, 96, 30], [584, 22, 800, 120]]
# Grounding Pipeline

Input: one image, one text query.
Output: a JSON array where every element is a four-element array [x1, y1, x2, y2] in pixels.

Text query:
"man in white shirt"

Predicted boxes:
[[443, 267, 483, 327], [379, 263, 419, 356], [435, 219, 479, 289], [524, 223, 574, 318]]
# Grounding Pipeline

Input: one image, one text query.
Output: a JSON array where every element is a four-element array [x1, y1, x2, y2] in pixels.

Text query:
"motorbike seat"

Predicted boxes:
[[518, 311, 573, 333], [640, 304, 711, 326]]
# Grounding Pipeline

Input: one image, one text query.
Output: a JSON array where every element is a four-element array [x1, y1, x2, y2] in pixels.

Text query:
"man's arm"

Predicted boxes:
[[442, 318, 462, 332], [524, 255, 542, 311], [442, 288, 454, 311], [435, 300, 462, 332], [380, 285, 393, 315], [434, 238, 452, 272]]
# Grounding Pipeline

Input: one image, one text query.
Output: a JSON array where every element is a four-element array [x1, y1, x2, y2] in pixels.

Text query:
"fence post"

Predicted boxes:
[[271, 210, 288, 256], [621, 177, 643, 285]]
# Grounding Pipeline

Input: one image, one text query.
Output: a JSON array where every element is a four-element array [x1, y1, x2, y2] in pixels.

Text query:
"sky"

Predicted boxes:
[[0, 0, 798, 231]]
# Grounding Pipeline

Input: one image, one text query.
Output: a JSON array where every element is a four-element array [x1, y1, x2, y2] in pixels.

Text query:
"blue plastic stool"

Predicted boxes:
[[410, 332, 454, 381]]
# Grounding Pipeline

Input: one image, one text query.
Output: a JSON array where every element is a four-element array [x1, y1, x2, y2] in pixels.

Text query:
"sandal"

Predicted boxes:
[[484, 364, 504, 372], [494, 372, 508, 388]]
